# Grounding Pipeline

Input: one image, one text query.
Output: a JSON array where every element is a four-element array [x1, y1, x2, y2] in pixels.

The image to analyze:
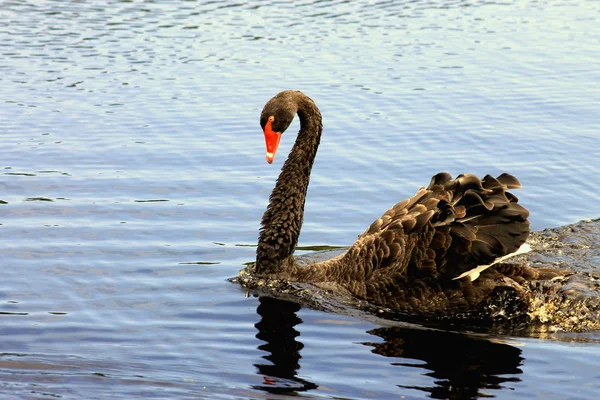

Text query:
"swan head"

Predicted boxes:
[[260, 91, 298, 163]]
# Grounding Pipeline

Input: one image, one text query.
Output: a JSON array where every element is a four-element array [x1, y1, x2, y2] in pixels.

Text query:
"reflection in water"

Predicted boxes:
[[253, 297, 523, 399], [253, 297, 318, 394], [364, 327, 523, 399]]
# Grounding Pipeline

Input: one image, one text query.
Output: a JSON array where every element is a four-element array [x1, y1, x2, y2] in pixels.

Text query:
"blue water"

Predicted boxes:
[[1, 0, 600, 398]]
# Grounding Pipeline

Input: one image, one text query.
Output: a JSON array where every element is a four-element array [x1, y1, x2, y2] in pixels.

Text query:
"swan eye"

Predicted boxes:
[[268, 116, 275, 122]]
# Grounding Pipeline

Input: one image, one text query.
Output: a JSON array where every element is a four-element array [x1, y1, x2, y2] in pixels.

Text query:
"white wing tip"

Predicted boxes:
[[453, 267, 483, 282], [453, 243, 532, 282], [515, 243, 532, 255]]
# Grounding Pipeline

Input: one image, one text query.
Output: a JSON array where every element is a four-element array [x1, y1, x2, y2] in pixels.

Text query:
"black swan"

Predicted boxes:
[[238, 90, 600, 328]]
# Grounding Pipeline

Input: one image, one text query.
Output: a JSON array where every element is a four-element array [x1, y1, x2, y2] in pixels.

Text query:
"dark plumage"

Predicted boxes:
[[253, 90, 554, 318]]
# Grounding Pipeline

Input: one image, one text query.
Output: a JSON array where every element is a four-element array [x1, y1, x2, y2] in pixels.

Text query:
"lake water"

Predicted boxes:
[[2, 0, 600, 398]]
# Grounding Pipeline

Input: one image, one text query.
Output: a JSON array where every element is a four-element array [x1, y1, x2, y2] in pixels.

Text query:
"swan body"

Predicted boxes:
[[253, 90, 563, 318]]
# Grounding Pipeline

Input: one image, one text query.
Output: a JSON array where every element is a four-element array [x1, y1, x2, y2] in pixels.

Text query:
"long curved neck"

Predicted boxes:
[[256, 95, 322, 275]]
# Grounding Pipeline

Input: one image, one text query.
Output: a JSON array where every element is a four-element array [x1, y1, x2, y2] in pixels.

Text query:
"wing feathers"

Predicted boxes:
[[344, 172, 530, 283], [496, 173, 522, 189]]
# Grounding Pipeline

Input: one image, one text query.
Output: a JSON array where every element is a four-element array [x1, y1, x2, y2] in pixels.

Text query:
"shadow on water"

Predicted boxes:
[[252, 297, 522, 399]]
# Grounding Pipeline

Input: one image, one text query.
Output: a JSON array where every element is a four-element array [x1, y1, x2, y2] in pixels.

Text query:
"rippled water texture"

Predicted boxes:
[[1, 0, 600, 398]]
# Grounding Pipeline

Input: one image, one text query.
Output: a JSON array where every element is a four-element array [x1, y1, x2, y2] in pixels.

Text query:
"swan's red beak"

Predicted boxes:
[[263, 119, 281, 164]]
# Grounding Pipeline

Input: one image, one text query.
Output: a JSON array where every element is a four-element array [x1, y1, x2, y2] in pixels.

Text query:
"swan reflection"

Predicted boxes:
[[252, 297, 522, 398], [364, 326, 522, 398], [253, 297, 318, 394]]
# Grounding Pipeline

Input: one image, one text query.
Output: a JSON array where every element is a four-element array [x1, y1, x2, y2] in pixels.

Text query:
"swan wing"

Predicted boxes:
[[341, 172, 530, 283]]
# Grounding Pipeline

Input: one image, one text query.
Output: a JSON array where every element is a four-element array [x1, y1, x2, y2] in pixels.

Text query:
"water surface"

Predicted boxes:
[[1, 0, 600, 398]]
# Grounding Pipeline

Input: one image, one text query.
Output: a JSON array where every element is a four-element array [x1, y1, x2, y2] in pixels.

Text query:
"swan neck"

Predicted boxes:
[[256, 96, 322, 275]]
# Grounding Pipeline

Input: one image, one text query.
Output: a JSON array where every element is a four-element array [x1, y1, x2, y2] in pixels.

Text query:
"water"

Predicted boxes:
[[1, 0, 600, 398]]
